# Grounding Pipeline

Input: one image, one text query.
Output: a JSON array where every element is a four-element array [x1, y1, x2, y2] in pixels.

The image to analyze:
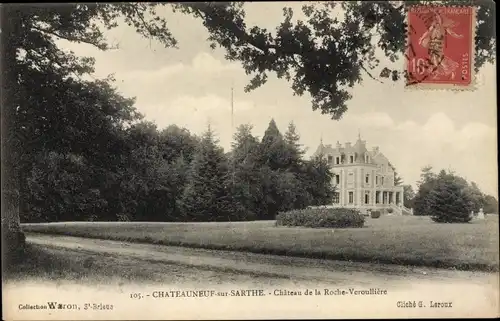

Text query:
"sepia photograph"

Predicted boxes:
[[1, 1, 498, 320]]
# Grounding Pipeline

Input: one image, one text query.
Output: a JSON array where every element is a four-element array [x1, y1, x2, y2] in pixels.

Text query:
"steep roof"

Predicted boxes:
[[368, 150, 395, 170], [353, 138, 367, 155], [313, 137, 396, 168]]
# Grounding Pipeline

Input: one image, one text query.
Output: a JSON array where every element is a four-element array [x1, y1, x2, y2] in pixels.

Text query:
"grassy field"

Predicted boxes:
[[22, 215, 499, 272]]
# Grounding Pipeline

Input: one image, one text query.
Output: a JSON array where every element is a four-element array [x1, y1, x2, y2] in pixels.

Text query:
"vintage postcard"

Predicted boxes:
[[2, 1, 498, 320]]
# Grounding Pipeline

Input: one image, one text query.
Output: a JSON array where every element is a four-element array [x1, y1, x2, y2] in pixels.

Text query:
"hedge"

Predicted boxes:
[[276, 208, 365, 228]]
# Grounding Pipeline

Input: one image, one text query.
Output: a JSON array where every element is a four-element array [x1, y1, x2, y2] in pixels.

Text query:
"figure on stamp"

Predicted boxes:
[[418, 10, 464, 80]]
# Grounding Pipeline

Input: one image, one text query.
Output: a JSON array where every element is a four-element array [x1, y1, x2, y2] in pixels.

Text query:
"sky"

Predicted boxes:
[[59, 3, 497, 195]]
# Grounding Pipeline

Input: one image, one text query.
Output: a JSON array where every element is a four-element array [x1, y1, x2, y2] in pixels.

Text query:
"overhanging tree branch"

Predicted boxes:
[[31, 25, 110, 50]]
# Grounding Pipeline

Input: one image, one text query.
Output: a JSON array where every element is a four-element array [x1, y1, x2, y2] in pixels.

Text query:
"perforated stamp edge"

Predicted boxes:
[[404, 4, 478, 92]]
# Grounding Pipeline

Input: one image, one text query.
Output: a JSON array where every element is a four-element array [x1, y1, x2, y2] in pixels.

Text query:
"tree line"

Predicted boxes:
[[409, 166, 498, 220], [22, 119, 335, 223]]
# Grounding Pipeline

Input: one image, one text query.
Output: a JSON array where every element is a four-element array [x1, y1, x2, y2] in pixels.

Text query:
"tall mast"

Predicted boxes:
[[231, 86, 234, 135], [231, 85, 235, 187]]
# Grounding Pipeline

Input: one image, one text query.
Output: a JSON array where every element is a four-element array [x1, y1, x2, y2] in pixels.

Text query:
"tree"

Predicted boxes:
[[228, 124, 263, 220], [1, 3, 161, 255], [230, 124, 261, 163], [258, 119, 290, 170], [413, 166, 438, 216], [256, 120, 312, 217], [464, 182, 486, 213], [178, 126, 234, 222], [274, 170, 310, 212], [402, 184, 415, 208], [418, 165, 436, 185], [25, 152, 107, 223], [439, 173, 485, 214], [483, 195, 499, 214], [119, 122, 180, 222], [413, 167, 489, 220], [394, 171, 403, 186], [284, 121, 306, 172], [303, 153, 336, 206], [428, 174, 474, 223], [159, 125, 199, 164]]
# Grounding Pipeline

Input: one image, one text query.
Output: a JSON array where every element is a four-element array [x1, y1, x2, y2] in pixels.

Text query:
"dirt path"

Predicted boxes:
[[26, 233, 496, 288]]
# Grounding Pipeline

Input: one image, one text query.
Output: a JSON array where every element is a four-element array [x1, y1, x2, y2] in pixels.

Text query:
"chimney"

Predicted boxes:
[[372, 146, 379, 153], [336, 141, 341, 149], [345, 142, 352, 148]]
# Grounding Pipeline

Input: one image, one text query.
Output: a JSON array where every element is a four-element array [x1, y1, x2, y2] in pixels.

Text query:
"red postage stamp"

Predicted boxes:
[[406, 6, 476, 89]]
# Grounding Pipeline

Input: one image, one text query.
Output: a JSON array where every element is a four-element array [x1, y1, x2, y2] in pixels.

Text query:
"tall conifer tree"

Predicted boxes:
[[179, 126, 233, 221]]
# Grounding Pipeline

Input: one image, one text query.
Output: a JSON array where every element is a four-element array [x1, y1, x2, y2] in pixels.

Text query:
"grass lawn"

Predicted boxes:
[[22, 215, 499, 272]]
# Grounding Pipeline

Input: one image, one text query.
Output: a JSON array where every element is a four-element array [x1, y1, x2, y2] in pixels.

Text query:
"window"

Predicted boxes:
[[347, 172, 354, 183], [376, 191, 380, 204], [335, 157, 340, 165], [365, 174, 369, 184], [364, 193, 370, 204], [335, 175, 340, 185], [327, 155, 333, 164], [376, 176, 379, 185], [381, 177, 385, 185], [349, 155, 354, 163], [348, 192, 354, 204], [333, 192, 340, 204]]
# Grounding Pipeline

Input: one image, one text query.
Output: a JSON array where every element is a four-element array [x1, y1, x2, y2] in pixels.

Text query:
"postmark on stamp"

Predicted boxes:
[[405, 5, 477, 90]]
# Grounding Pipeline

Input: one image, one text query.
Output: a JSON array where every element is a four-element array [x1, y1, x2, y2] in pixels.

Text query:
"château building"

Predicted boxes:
[[314, 135, 412, 215]]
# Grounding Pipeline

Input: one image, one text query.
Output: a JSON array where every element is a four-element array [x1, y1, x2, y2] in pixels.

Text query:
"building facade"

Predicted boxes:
[[313, 136, 412, 215]]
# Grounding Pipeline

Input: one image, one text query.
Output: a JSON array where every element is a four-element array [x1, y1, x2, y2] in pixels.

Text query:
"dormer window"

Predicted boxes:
[[349, 155, 354, 163], [327, 155, 333, 164], [335, 157, 340, 165]]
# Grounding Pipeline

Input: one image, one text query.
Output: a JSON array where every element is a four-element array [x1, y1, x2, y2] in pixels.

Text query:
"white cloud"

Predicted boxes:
[[138, 94, 265, 151], [422, 112, 456, 142], [344, 112, 395, 129], [120, 52, 240, 82], [191, 52, 240, 73]]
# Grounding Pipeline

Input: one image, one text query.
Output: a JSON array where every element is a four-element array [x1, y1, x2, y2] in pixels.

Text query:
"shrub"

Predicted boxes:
[[371, 211, 381, 219], [276, 208, 365, 228]]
